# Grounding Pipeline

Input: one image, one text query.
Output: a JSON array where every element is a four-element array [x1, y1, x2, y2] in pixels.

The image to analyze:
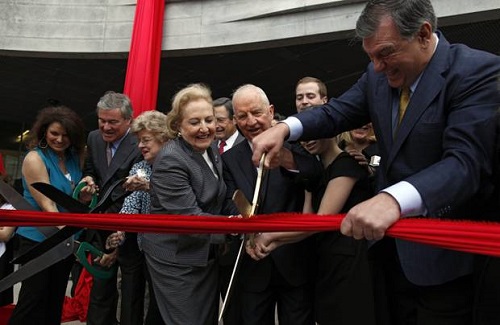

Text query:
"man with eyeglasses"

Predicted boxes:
[[78, 91, 143, 325]]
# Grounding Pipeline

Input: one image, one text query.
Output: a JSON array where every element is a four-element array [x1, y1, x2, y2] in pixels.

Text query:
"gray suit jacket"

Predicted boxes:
[[142, 137, 230, 267]]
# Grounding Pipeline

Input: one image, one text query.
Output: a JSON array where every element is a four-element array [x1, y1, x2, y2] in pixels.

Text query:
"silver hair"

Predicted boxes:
[[356, 0, 437, 40], [96, 91, 134, 120], [232, 84, 270, 108]]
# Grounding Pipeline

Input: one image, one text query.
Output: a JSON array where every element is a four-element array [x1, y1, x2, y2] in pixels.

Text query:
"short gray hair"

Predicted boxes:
[[96, 91, 134, 120], [232, 84, 270, 108], [356, 0, 437, 40]]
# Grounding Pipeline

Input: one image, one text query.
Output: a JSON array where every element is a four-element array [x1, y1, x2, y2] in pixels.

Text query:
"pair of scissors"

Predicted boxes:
[[219, 153, 267, 321], [0, 178, 129, 293]]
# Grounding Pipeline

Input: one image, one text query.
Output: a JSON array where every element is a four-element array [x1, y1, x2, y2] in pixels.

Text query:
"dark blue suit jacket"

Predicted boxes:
[[295, 32, 500, 285], [222, 140, 321, 290]]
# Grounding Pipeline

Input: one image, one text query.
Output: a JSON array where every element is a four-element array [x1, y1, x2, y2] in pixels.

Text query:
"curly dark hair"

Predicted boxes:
[[27, 105, 86, 159]]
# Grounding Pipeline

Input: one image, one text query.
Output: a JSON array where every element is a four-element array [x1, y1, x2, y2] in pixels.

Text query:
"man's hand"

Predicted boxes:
[[78, 176, 99, 203], [340, 192, 401, 241], [252, 122, 290, 168], [245, 233, 280, 261], [105, 231, 125, 250], [94, 248, 118, 268]]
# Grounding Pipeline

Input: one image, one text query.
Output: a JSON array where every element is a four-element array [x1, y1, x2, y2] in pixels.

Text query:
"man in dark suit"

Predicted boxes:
[[79, 91, 143, 325], [222, 84, 321, 325], [251, 1, 500, 324], [211, 97, 246, 325]]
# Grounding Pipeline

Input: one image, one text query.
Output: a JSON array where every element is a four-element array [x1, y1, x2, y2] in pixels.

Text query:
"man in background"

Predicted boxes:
[[213, 97, 244, 155], [295, 76, 328, 112]]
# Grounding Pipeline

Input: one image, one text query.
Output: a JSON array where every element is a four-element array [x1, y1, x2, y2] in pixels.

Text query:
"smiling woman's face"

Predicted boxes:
[[137, 130, 164, 163], [178, 98, 216, 152], [45, 122, 70, 154]]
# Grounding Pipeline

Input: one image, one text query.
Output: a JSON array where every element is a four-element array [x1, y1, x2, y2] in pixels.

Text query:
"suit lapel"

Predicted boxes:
[[375, 76, 394, 152], [104, 132, 138, 185], [235, 142, 258, 200], [386, 33, 449, 168], [207, 146, 223, 180], [97, 138, 109, 177]]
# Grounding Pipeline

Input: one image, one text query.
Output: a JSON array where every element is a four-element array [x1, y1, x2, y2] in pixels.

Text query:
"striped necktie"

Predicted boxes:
[[106, 143, 113, 165]]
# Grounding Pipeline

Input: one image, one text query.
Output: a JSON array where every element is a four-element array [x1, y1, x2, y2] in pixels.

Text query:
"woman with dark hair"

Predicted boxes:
[[9, 105, 86, 325]]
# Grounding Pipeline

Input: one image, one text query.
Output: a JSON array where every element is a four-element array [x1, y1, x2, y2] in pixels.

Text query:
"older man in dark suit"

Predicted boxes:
[[251, 1, 500, 324], [79, 91, 143, 325], [222, 84, 321, 325]]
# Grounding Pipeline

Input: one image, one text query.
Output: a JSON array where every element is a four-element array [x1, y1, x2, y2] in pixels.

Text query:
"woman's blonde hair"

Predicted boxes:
[[165, 83, 213, 139], [339, 124, 376, 145], [131, 110, 171, 143]]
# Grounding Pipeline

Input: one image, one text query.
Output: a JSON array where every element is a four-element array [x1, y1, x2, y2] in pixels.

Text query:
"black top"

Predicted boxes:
[[310, 152, 372, 213]]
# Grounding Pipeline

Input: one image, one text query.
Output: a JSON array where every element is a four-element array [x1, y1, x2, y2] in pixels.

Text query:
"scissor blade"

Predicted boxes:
[[218, 240, 244, 322], [11, 226, 81, 265], [0, 180, 35, 211], [14, 178, 129, 265], [219, 153, 267, 321], [89, 178, 128, 213], [0, 180, 62, 241], [31, 182, 90, 213], [0, 239, 74, 293], [232, 190, 252, 218]]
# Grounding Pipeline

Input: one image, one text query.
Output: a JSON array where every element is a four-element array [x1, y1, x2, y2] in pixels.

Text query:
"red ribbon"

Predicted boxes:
[[1, 210, 500, 257]]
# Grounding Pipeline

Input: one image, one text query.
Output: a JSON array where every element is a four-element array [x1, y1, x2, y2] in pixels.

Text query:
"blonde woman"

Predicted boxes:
[[141, 84, 231, 324]]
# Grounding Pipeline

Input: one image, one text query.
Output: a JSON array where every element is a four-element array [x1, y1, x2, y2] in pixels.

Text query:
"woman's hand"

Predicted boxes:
[[123, 174, 149, 192], [346, 149, 368, 166], [105, 231, 125, 250]]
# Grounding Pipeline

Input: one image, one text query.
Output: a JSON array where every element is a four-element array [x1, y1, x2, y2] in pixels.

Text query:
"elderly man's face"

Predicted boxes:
[[233, 91, 274, 141]]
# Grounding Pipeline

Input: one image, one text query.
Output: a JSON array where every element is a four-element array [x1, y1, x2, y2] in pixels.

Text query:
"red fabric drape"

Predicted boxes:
[[61, 255, 93, 323], [0, 153, 6, 176], [123, 0, 165, 116], [1, 210, 500, 257]]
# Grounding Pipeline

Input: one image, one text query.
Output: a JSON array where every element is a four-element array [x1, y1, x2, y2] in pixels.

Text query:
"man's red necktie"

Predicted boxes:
[[218, 140, 226, 155]]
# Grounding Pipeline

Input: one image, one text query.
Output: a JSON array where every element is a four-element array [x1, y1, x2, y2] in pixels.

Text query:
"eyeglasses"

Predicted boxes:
[[139, 137, 154, 145]]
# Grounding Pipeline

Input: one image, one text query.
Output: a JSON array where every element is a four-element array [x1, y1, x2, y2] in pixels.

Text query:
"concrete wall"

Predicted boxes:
[[0, 0, 498, 56]]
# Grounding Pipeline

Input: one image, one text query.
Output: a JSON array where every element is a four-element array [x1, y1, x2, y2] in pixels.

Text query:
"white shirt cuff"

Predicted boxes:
[[282, 117, 303, 141], [382, 181, 426, 217]]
